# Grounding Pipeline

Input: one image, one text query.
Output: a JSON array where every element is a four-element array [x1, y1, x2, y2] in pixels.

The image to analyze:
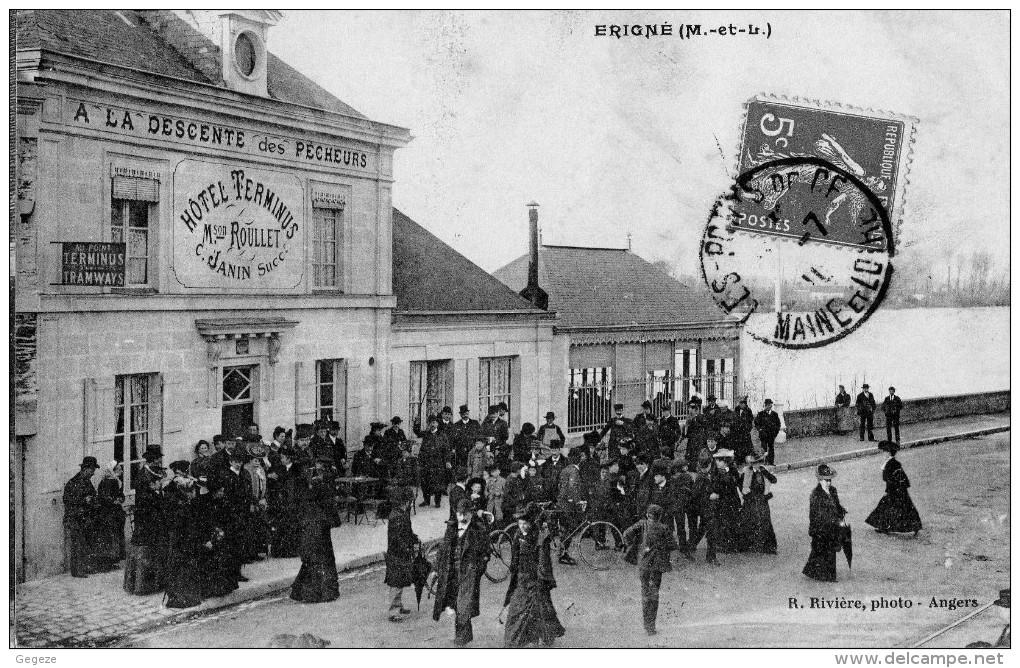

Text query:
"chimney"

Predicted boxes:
[[519, 202, 549, 310]]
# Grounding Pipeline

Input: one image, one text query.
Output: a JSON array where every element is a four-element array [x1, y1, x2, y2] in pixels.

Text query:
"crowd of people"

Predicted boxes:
[[61, 390, 923, 645]]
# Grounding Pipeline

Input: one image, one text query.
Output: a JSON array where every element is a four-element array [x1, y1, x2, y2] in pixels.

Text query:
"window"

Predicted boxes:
[[114, 374, 160, 492], [312, 206, 342, 288], [111, 199, 152, 285], [567, 366, 614, 433], [316, 359, 343, 421], [221, 365, 257, 439], [478, 357, 513, 422], [234, 32, 258, 77], [703, 357, 735, 406], [409, 360, 451, 432]]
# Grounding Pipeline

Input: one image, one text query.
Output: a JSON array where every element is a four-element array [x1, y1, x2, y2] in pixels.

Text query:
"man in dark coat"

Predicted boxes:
[[682, 401, 710, 470], [432, 498, 491, 646], [623, 503, 678, 636], [385, 416, 408, 448], [219, 450, 252, 582], [835, 386, 851, 408], [447, 467, 470, 521], [657, 405, 683, 458], [856, 384, 877, 442], [437, 406, 455, 434], [708, 450, 742, 557], [632, 400, 660, 458], [511, 424, 536, 465], [501, 461, 533, 524], [63, 456, 100, 577], [882, 387, 903, 443], [385, 487, 419, 621], [448, 405, 480, 470], [803, 464, 847, 582], [417, 416, 450, 507], [326, 421, 347, 475], [555, 450, 584, 565], [599, 403, 634, 462], [753, 399, 783, 466], [480, 405, 509, 451], [627, 458, 655, 525], [540, 448, 567, 504]]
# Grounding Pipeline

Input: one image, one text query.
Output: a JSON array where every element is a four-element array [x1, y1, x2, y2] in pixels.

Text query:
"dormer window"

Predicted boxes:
[[234, 31, 258, 78]]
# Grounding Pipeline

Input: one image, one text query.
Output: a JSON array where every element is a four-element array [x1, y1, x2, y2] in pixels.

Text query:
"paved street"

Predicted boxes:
[[122, 433, 1009, 649]]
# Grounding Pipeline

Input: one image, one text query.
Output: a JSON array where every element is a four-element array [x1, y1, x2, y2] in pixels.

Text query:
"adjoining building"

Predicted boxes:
[[495, 231, 744, 436], [13, 10, 555, 582]]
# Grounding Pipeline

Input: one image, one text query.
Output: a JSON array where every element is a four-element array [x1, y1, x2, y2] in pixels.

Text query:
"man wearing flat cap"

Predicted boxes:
[[63, 456, 100, 577], [754, 399, 782, 466], [855, 384, 877, 442], [449, 405, 480, 471], [599, 403, 634, 462], [433, 498, 490, 646]]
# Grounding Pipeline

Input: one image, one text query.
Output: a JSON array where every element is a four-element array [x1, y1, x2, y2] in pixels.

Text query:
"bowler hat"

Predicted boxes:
[[391, 416, 402, 424], [80, 456, 99, 469], [455, 498, 474, 515], [328, 421, 341, 431], [441, 406, 453, 414], [641, 400, 653, 409], [878, 440, 899, 455], [707, 394, 717, 402], [545, 411, 556, 419], [613, 403, 625, 410], [688, 396, 703, 407], [459, 404, 470, 414], [514, 502, 541, 523], [314, 420, 328, 432], [816, 464, 837, 480], [764, 398, 774, 406], [862, 383, 870, 389], [521, 422, 536, 436]]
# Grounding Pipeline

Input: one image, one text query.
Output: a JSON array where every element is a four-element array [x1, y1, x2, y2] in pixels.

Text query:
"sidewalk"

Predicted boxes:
[[12, 413, 1009, 648]]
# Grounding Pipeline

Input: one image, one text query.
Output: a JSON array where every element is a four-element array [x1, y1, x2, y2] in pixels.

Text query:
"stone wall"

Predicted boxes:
[[782, 390, 1010, 438]]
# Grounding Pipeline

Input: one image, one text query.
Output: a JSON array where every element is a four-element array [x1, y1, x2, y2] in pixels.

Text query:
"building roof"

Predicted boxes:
[[493, 245, 732, 330], [392, 209, 546, 315], [15, 10, 366, 119]]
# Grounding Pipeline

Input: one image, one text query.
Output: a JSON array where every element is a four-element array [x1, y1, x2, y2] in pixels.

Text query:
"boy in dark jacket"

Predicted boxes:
[[623, 503, 678, 635], [385, 487, 419, 621]]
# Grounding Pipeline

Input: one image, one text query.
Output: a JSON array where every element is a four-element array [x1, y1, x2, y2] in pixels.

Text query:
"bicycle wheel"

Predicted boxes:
[[485, 528, 513, 583], [577, 521, 626, 571]]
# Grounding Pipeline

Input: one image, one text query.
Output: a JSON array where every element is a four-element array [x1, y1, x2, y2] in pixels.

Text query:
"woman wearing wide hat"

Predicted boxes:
[[289, 455, 340, 603], [802, 464, 848, 582], [738, 454, 778, 554], [865, 441, 922, 536], [502, 503, 566, 647]]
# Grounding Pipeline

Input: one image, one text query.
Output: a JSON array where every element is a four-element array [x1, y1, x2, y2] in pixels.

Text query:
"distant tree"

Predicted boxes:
[[651, 259, 677, 279]]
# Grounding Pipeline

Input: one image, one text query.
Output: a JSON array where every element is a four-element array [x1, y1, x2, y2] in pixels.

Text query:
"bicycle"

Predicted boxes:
[[489, 501, 626, 572]]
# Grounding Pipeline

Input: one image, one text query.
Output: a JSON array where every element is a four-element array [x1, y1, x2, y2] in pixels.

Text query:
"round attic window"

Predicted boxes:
[[234, 31, 258, 78]]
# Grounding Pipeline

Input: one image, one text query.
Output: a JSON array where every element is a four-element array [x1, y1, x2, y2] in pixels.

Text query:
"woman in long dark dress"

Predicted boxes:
[[738, 454, 778, 554], [193, 476, 239, 598], [94, 460, 126, 572], [503, 503, 566, 647], [802, 464, 847, 583], [866, 441, 922, 535], [163, 479, 205, 609], [708, 450, 742, 554], [290, 456, 340, 603]]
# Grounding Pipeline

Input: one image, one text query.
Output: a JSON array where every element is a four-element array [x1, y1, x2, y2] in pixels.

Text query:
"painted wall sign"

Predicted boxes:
[[172, 160, 305, 289], [60, 242, 126, 286], [66, 98, 375, 174]]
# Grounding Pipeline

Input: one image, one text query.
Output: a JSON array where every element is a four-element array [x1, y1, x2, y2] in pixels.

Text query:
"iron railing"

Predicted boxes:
[[567, 372, 737, 433]]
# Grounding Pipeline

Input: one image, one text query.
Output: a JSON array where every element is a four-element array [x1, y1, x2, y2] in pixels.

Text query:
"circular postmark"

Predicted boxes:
[[700, 157, 894, 349]]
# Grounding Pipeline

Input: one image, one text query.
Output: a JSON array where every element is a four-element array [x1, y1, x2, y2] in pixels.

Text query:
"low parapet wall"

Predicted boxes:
[[782, 390, 1010, 438]]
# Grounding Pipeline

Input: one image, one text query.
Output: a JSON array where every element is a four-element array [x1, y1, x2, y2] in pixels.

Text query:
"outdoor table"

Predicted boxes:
[[336, 476, 381, 524]]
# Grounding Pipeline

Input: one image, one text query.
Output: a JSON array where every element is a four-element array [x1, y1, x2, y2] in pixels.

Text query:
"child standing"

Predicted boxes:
[[485, 465, 506, 524]]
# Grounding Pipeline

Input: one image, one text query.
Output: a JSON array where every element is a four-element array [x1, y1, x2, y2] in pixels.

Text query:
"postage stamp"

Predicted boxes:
[[700, 96, 918, 350]]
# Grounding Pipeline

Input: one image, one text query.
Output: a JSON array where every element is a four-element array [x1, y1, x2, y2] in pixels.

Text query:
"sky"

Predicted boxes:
[[271, 10, 1009, 275]]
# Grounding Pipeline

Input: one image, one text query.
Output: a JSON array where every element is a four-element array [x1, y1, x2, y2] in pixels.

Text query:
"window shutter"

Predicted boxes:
[[161, 372, 186, 451], [112, 176, 159, 202], [335, 360, 348, 436], [294, 361, 316, 425], [344, 361, 362, 447], [83, 377, 117, 462]]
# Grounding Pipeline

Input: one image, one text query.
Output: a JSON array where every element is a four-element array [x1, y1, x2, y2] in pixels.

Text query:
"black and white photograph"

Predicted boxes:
[[10, 8, 1011, 657]]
